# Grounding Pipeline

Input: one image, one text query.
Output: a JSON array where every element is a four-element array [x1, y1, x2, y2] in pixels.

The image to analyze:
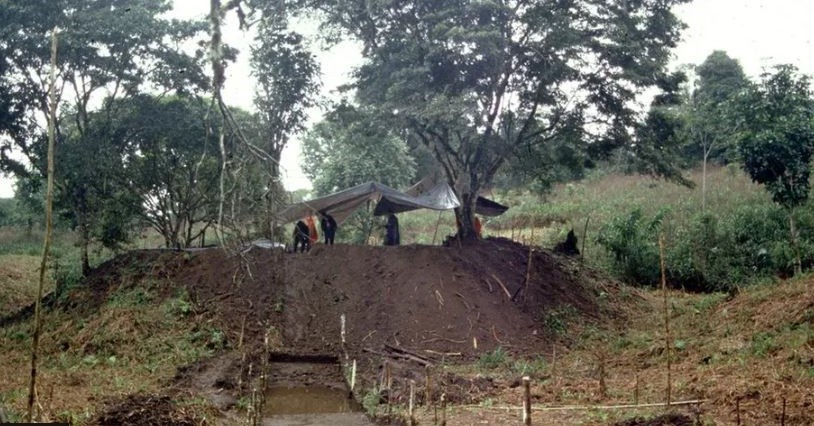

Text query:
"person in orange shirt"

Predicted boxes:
[[474, 215, 483, 238], [305, 215, 318, 245], [456, 215, 483, 239]]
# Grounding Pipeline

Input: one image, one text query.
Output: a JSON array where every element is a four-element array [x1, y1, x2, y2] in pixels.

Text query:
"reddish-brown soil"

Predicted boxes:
[[30, 237, 630, 423]]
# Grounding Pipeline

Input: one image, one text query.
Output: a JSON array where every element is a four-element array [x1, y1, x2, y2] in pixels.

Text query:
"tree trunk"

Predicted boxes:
[[701, 148, 709, 211], [79, 218, 90, 276], [789, 208, 802, 276], [455, 193, 477, 241]]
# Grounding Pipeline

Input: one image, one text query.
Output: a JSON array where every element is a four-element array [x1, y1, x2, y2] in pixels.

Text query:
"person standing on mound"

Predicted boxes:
[[293, 220, 310, 252], [384, 213, 400, 246], [320, 211, 337, 245], [306, 215, 318, 245]]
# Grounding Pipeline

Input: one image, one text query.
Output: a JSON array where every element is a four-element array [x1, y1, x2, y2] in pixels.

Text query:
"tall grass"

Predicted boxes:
[[489, 165, 805, 291]]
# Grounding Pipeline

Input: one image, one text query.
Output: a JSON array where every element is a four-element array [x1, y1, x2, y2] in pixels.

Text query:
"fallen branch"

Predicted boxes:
[[491, 274, 512, 300], [422, 337, 466, 344], [455, 292, 472, 310], [459, 399, 706, 412], [434, 290, 445, 308], [424, 349, 462, 357], [384, 344, 435, 366], [491, 325, 503, 344], [362, 330, 377, 342]]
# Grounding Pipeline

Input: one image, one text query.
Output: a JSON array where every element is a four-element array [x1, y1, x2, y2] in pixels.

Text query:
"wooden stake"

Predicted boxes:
[[440, 393, 447, 426], [634, 374, 639, 405], [350, 359, 356, 392], [385, 361, 392, 415], [432, 211, 442, 245], [425, 365, 432, 407], [409, 379, 416, 426], [781, 397, 786, 426], [736, 397, 740, 425], [581, 216, 590, 259], [598, 353, 607, 399], [341, 313, 348, 360], [523, 376, 531, 425], [28, 27, 59, 423], [523, 243, 533, 303], [659, 234, 671, 407]]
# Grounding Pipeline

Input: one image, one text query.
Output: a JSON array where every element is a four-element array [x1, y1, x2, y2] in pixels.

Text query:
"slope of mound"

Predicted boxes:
[[1, 238, 635, 421], [160, 237, 629, 360]]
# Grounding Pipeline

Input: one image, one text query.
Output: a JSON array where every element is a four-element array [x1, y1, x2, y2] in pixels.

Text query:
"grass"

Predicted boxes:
[[0, 269, 219, 423]]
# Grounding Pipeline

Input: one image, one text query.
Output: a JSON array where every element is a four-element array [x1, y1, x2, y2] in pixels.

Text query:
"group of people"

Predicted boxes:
[[293, 211, 338, 253], [291, 212, 491, 252], [292, 212, 402, 252]]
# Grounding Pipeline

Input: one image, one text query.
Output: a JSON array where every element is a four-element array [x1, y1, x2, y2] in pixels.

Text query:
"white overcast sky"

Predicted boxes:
[[1, 0, 813, 198]]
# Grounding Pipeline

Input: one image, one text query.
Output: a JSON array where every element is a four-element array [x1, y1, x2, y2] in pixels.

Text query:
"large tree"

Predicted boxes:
[[94, 95, 223, 249], [735, 65, 814, 276], [251, 15, 320, 237], [685, 51, 747, 208], [308, 0, 690, 239], [0, 0, 207, 273], [302, 102, 416, 194]]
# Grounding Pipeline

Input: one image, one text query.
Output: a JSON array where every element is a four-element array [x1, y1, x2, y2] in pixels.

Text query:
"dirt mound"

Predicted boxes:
[[48, 238, 631, 417], [163, 238, 625, 357]]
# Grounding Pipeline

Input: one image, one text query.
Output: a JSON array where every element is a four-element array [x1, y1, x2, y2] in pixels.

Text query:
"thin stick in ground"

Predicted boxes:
[[28, 27, 59, 423], [659, 234, 672, 407]]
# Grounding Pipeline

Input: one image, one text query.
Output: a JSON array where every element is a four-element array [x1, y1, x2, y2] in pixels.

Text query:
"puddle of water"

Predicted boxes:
[[263, 386, 361, 415]]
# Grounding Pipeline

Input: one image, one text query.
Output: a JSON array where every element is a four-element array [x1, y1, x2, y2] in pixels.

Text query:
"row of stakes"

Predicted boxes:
[[340, 313, 535, 425]]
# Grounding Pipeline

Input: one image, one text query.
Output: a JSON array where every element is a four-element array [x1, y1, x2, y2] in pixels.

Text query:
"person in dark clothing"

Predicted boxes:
[[553, 228, 580, 256], [293, 220, 311, 252], [320, 211, 337, 245], [384, 213, 400, 246]]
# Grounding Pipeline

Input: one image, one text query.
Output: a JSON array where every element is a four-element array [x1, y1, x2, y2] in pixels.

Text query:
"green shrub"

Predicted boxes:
[[596, 207, 667, 286], [478, 347, 508, 370]]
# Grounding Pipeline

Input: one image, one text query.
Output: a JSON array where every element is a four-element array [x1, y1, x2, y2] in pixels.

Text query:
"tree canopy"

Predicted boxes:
[[302, 102, 416, 195], [735, 64, 814, 275], [306, 0, 691, 237]]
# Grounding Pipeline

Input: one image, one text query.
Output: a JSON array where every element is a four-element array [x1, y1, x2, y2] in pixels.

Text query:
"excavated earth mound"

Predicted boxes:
[[62, 237, 633, 421]]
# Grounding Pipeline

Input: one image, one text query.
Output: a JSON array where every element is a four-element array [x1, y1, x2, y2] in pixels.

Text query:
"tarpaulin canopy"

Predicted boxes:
[[406, 175, 509, 217], [278, 181, 461, 225], [475, 196, 509, 217]]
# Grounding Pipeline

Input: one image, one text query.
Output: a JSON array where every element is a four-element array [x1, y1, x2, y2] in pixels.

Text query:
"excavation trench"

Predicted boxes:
[[262, 353, 372, 425]]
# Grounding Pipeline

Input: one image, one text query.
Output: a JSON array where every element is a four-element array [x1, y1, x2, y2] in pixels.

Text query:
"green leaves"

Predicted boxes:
[[735, 65, 814, 209], [302, 102, 416, 195], [307, 0, 690, 236]]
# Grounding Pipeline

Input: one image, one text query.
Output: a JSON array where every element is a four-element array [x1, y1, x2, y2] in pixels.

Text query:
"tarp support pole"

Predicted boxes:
[[431, 211, 442, 245]]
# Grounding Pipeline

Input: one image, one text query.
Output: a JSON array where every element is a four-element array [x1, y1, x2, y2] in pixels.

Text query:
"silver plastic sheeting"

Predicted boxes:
[[277, 181, 461, 225], [373, 181, 460, 216]]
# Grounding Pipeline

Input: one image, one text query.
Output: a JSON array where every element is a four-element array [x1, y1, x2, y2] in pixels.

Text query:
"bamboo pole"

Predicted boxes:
[[27, 27, 59, 423], [659, 234, 671, 407], [432, 211, 442, 245]]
